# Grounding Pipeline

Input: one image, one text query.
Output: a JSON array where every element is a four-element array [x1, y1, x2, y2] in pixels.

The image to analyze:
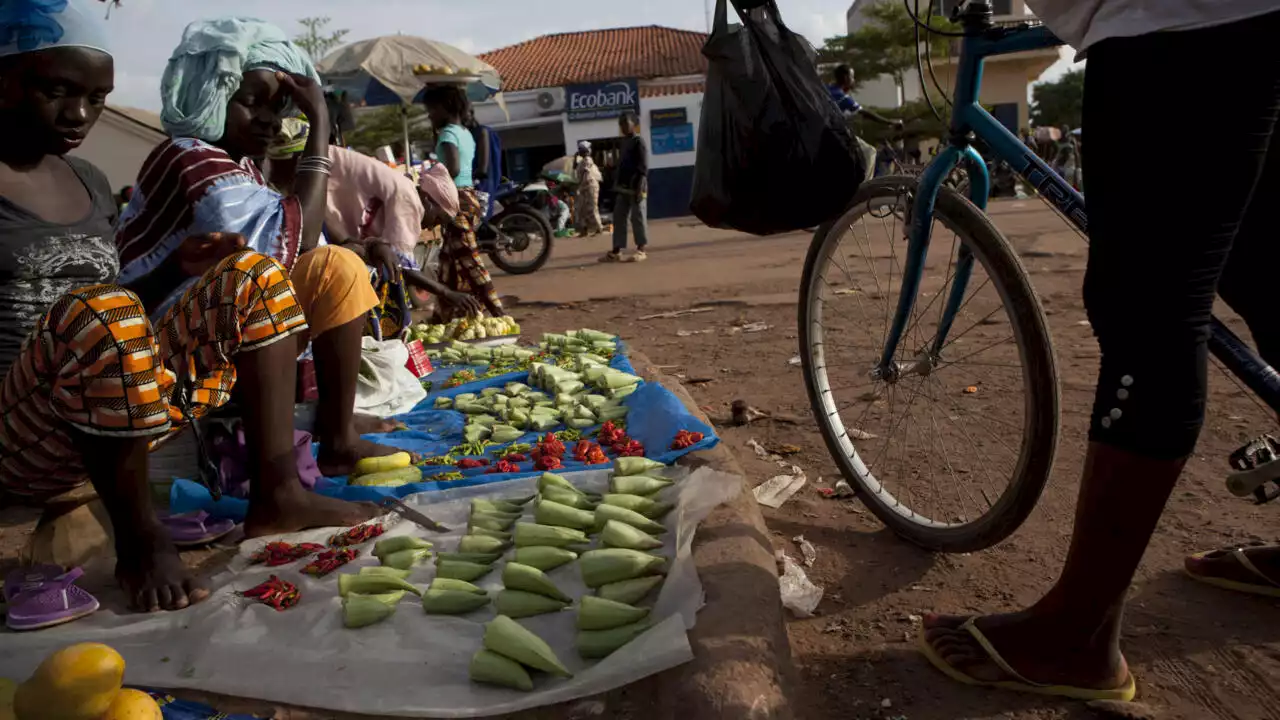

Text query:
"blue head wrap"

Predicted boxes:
[[0, 0, 111, 58], [160, 17, 320, 142]]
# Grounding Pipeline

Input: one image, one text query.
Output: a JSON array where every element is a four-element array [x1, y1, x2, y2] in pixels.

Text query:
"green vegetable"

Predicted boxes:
[[513, 546, 578, 571], [422, 588, 492, 614], [458, 534, 509, 554], [359, 566, 410, 580], [472, 498, 523, 514], [470, 649, 533, 691], [577, 595, 650, 630], [610, 475, 673, 496], [380, 548, 431, 570], [539, 472, 587, 496], [541, 486, 598, 510], [507, 493, 536, 505], [576, 620, 652, 658], [614, 457, 665, 476], [468, 526, 513, 541], [373, 536, 433, 558], [597, 576, 664, 605], [490, 424, 525, 444], [434, 396, 453, 409], [463, 424, 491, 444], [430, 578, 486, 595], [503, 562, 571, 602], [343, 594, 399, 628], [600, 520, 664, 551], [349, 466, 423, 487], [595, 504, 668, 535], [468, 414, 498, 428], [513, 522, 589, 548], [470, 512, 518, 531], [534, 498, 596, 530], [338, 573, 421, 598], [483, 615, 573, 677], [602, 493, 659, 515], [494, 589, 569, 618], [579, 548, 665, 588], [434, 551, 502, 565], [436, 560, 494, 581]]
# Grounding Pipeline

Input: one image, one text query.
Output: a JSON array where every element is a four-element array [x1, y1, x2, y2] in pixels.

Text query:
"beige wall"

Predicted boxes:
[[931, 51, 1057, 129], [71, 113, 165, 192]]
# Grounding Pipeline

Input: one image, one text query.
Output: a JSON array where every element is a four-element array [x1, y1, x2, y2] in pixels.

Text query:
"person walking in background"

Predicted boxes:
[[574, 140, 603, 236], [601, 112, 648, 263], [828, 64, 903, 182]]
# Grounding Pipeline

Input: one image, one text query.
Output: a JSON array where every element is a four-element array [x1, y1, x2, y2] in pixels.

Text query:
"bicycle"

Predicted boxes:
[[800, 0, 1280, 553]]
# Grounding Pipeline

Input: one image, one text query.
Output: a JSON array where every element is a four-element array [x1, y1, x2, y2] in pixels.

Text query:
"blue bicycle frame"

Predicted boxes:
[[879, 16, 1280, 411]]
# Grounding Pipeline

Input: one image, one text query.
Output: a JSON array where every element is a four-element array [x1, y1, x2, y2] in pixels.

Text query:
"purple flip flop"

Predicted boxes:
[[5, 566, 99, 631], [161, 510, 236, 547]]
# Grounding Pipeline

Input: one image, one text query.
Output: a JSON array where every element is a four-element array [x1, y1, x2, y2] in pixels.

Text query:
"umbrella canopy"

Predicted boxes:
[[317, 35, 500, 108], [542, 156, 575, 177]]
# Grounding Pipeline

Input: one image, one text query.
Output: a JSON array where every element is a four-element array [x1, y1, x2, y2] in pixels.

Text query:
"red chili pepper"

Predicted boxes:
[[250, 541, 325, 566], [457, 458, 489, 469], [503, 452, 528, 462], [241, 575, 300, 611], [301, 548, 359, 577], [671, 430, 706, 450], [327, 523, 385, 547], [487, 459, 521, 474], [612, 438, 645, 457], [597, 421, 626, 446], [539, 433, 566, 458], [535, 454, 563, 471]]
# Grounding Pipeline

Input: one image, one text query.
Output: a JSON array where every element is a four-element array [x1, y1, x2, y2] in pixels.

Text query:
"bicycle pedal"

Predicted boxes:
[[1226, 435, 1280, 502]]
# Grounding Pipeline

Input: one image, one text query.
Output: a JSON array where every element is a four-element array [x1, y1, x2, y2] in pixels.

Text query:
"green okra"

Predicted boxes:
[[577, 595, 650, 630], [436, 559, 495, 581], [458, 534, 510, 554], [596, 576, 664, 605], [534, 498, 596, 530], [494, 589, 569, 618], [470, 649, 533, 691], [503, 562, 571, 602], [513, 546, 577, 572], [594, 503, 667, 535], [422, 588, 492, 614], [599, 519, 664, 551], [576, 619, 652, 658], [579, 548, 665, 588], [483, 615, 573, 677]]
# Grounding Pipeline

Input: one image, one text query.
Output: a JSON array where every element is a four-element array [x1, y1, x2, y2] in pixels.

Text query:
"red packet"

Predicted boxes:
[[404, 339, 434, 378]]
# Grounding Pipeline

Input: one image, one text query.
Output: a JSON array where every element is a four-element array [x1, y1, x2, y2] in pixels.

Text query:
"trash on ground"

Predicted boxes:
[[788, 355, 802, 366], [792, 535, 817, 567], [834, 288, 859, 296], [738, 321, 770, 333], [675, 329, 713, 337], [779, 553, 823, 617], [771, 443, 802, 456], [638, 307, 714, 320], [833, 479, 855, 498], [848, 427, 876, 440], [964, 385, 979, 394], [753, 469, 807, 508], [747, 438, 772, 460]]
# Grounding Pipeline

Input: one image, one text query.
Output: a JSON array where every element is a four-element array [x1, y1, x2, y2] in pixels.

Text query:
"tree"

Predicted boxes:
[[295, 17, 349, 62], [819, 1, 957, 97], [345, 105, 432, 160], [1030, 68, 1083, 130]]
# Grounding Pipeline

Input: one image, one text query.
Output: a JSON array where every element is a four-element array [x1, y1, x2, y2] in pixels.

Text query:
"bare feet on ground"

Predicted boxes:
[[352, 413, 406, 434], [317, 433, 419, 477], [115, 531, 210, 612], [921, 612, 1130, 690], [244, 485, 378, 538]]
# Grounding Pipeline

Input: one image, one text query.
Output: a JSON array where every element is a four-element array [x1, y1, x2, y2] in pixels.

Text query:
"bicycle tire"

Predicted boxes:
[[799, 175, 1059, 552], [488, 205, 554, 275]]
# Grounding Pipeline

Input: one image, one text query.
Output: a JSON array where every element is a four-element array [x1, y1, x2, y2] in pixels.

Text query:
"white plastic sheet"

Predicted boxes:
[[0, 467, 741, 718]]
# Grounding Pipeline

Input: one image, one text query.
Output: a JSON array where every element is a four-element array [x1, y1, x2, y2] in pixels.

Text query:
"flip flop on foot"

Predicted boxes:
[[918, 615, 1137, 702], [1185, 544, 1280, 597], [5, 566, 99, 631], [161, 510, 236, 547]]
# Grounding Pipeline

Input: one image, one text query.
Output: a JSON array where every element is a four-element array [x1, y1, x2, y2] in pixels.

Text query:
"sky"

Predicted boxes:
[[102, 0, 1077, 111]]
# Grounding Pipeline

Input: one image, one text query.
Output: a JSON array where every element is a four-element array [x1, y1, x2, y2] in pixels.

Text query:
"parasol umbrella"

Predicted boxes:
[[316, 35, 502, 163], [541, 156, 575, 177]]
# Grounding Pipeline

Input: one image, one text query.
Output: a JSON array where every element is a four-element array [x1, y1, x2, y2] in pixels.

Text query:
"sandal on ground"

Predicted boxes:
[[598, 251, 622, 263], [5, 566, 99, 631], [161, 510, 236, 547], [917, 617, 1137, 702], [1185, 546, 1280, 598], [624, 250, 648, 263]]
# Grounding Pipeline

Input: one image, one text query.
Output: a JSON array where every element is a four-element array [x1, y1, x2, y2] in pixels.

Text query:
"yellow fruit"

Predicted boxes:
[[13, 643, 125, 720], [101, 689, 161, 720], [0, 678, 16, 720]]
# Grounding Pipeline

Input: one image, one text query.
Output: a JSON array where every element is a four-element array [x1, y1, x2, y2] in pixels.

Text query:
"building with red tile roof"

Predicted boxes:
[[472, 26, 708, 219]]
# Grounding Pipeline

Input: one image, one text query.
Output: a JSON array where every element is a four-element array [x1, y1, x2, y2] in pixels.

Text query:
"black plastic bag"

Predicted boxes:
[[691, 0, 865, 235]]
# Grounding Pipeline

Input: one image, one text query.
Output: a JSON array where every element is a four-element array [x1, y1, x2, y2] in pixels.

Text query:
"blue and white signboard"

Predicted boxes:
[[652, 123, 695, 155], [566, 79, 639, 122]]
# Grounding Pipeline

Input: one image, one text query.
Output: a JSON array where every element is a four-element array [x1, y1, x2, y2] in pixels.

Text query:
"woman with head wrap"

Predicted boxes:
[[116, 17, 411, 479], [422, 84, 503, 321], [574, 140, 603, 236], [264, 119, 483, 327], [0, 2, 368, 617]]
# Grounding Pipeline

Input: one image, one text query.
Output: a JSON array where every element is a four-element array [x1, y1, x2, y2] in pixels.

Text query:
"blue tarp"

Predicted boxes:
[[173, 342, 717, 519]]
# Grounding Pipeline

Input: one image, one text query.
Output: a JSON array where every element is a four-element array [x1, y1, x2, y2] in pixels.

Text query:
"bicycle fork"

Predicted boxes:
[[874, 144, 991, 383]]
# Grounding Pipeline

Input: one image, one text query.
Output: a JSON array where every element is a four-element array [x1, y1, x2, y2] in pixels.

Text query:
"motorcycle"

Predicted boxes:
[[476, 179, 555, 275]]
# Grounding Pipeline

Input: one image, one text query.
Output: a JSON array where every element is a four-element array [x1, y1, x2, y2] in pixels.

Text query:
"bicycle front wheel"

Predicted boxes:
[[799, 176, 1059, 552]]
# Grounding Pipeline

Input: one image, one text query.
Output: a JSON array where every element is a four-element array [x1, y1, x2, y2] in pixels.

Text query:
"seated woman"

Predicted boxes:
[[263, 119, 483, 328], [0, 2, 373, 615], [421, 84, 503, 321], [116, 17, 406, 476]]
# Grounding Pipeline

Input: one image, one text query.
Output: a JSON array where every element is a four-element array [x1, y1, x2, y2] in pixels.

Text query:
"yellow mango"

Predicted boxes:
[[353, 451, 412, 477], [101, 689, 162, 720], [14, 642, 125, 720]]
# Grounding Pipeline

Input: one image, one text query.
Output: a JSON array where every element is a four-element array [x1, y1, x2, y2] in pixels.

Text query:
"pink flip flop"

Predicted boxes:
[[5, 566, 99, 631], [161, 510, 236, 547]]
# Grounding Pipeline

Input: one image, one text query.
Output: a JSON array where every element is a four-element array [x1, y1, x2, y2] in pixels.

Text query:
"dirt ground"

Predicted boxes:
[[502, 204, 1280, 720]]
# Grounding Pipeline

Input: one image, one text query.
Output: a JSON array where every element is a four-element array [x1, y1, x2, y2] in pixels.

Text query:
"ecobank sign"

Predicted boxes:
[[565, 79, 639, 122]]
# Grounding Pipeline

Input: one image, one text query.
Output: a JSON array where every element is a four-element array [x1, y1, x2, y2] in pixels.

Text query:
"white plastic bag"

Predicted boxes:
[[779, 553, 823, 617], [354, 338, 427, 418]]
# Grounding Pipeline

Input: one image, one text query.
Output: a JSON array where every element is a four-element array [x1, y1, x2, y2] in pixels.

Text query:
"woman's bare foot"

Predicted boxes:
[[244, 484, 378, 538], [921, 611, 1130, 690], [352, 413, 406, 435], [1185, 543, 1280, 588], [316, 431, 420, 477], [115, 529, 210, 612]]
